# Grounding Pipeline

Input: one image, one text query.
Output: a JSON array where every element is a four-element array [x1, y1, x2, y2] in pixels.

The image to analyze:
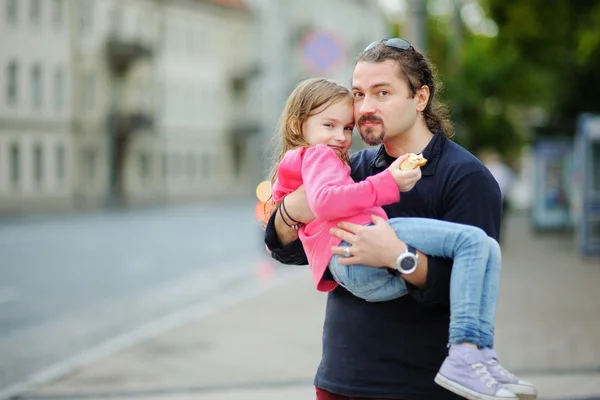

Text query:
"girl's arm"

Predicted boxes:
[[302, 145, 399, 221]]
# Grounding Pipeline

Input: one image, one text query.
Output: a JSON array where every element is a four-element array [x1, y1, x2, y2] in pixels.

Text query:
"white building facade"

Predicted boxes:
[[0, 0, 388, 213], [0, 0, 74, 212], [0, 0, 259, 213], [71, 0, 161, 207], [155, 0, 259, 202]]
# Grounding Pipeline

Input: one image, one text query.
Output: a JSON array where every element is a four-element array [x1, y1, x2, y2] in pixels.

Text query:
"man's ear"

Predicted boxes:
[[415, 85, 430, 112]]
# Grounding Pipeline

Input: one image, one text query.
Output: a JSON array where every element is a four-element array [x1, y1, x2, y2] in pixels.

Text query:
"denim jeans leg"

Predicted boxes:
[[479, 237, 501, 349], [386, 218, 489, 346], [328, 241, 408, 302]]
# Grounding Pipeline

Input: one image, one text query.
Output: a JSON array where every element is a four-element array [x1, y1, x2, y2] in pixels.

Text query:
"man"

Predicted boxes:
[[265, 39, 514, 399]]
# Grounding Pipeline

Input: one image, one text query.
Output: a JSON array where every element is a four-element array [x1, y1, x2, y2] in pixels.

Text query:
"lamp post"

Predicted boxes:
[[406, 0, 427, 51]]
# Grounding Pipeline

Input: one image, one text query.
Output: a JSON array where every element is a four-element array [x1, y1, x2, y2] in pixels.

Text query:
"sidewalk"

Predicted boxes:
[[15, 215, 600, 400]]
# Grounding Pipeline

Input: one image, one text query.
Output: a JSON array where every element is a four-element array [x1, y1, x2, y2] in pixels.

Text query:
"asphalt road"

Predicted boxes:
[[0, 198, 283, 392]]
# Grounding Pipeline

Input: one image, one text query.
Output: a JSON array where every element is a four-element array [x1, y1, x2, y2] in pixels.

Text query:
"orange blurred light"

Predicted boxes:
[[255, 199, 275, 225], [256, 180, 272, 203]]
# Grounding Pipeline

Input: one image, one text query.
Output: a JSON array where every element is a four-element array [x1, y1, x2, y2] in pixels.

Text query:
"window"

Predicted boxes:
[[171, 153, 182, 178], [6, 61, 18, 106], [83, 73, 95, 111], [29, 0, 40, 26], [30, 63, 43, 109], [56, 144, 65, 182], [135, 12, 145, 40], [109, 6, 122, 36], [196, 29, 207, 55], [53, 67, 64, 111], [162, 152, 168, 179], [52, 0, 62, 29], [85, 149, 96, 181], [79, 0, 93, 35], [10, 143, 20, 187], [6, 0, 17, 24], [33, 143, 43, 186], [187, 153, 195, 179], [201, 153, 211, 178], [187, 28, 195, 56], [139, 151, 150, 181]]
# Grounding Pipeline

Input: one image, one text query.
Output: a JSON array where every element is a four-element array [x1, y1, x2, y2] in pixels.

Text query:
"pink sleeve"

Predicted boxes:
[[302, 145, 400, 221], [272, 149, 304, 203]]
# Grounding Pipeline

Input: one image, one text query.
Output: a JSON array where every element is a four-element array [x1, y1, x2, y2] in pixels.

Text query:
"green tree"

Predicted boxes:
[[389, 0, 600, 162], [424, 13, 526, 162], [483, 0, 600, 135]]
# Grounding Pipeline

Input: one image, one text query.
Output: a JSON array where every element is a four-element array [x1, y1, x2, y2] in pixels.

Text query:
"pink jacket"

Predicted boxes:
[[272, 144, 400, 292]]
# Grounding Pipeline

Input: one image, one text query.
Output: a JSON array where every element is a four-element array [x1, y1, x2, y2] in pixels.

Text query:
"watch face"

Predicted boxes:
[[400, 256, 416, 271]]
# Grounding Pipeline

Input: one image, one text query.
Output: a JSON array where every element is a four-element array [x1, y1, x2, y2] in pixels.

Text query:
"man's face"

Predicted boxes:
[[352, 60, 418, 146]]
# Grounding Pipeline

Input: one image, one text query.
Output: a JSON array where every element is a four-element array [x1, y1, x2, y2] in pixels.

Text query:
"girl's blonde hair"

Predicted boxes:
[[269, 78, 353, 192]]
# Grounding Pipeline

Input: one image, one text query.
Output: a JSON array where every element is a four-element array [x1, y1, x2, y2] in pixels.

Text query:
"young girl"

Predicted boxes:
[[270, 78, 536, 400]]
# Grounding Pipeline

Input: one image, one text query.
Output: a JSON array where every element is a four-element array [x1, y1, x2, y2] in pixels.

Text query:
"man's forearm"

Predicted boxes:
[[403, 250, 429, 289], [406, 254, 452, 306], [274, 207, 300, 246], [384, 238, 428, 289]]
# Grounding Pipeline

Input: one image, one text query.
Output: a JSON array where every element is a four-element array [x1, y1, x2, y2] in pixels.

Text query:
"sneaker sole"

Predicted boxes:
[[503, 383, 537, 398], [435, 373, 517, 400]]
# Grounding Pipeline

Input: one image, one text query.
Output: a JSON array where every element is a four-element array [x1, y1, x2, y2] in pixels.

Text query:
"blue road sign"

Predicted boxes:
[[299, 31, 346, 75]]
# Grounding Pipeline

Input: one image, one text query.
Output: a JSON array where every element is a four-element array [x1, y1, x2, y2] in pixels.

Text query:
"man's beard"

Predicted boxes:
[[357, 115, 385, 146], [359, 127, 385, 146]]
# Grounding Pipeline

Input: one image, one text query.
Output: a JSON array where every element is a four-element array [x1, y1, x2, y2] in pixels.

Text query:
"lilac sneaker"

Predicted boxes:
[[435, 344, 517, 400], [480, 348, 537, 398]]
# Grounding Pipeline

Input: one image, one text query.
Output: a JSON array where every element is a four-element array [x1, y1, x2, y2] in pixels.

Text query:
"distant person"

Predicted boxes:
[[484, 152, 515, 242], [269, 77, 531, 399]]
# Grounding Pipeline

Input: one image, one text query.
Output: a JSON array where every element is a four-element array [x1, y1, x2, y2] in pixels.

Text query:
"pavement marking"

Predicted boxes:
[[0, 267, 308, 400]]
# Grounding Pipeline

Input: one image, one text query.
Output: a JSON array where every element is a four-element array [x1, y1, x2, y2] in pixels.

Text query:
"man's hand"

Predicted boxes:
[[388, 155, 422, 192], [330, 215, 405, 268], [274, 185, 315, 246], [330, 215, 429, 288]]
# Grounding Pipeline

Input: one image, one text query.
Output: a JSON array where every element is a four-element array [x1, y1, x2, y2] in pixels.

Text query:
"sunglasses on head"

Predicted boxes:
[[363, 38, 413, 53]]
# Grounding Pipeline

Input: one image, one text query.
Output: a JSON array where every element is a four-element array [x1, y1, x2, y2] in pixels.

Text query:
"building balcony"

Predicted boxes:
[[105, 37, 153, 76], [107, 111, 154, 137]]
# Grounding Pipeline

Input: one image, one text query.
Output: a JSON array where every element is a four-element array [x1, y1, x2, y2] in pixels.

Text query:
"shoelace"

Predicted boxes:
[[472, 363, 499, 388], [487, 359, 516, 379]]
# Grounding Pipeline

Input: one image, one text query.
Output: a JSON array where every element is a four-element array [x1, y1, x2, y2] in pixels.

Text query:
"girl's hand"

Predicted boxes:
[[388, 155, 422, 192]]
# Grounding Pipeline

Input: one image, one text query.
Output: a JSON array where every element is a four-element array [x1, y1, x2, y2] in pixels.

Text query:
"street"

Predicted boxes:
[[0, 198, 283, 392], [2, 204, 600, 400], [9, 212, 600, 400]]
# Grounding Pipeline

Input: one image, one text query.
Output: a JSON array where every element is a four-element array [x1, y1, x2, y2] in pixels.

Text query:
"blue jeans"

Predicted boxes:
[[328, 217, 501, 349]]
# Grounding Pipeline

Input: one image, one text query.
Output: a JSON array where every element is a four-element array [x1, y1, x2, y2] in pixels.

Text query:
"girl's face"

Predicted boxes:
[[302, 99, 354, 153]]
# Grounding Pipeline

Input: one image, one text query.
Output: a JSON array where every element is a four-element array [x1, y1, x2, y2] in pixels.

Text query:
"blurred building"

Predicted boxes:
[[156, 0, 259, 203], [0, 0, 388, 214], [0, 0, 74, 212], [0, 0, 257, 213]]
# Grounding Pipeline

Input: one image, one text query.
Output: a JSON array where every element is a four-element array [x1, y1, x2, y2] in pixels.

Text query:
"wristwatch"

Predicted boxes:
[[394, 245, 418, 274]]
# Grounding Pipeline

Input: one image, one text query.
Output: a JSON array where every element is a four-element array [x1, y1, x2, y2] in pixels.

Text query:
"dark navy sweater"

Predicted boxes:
[[265, 133, 502, 399]]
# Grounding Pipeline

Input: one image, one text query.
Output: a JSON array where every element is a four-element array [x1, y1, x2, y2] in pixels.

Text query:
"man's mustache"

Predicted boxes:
[[358, 115, 383, 125]]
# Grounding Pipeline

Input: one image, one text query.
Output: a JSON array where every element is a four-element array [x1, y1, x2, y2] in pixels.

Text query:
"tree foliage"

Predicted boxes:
[[391, 0, 600, 161], [484, 0, 600, 134]]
